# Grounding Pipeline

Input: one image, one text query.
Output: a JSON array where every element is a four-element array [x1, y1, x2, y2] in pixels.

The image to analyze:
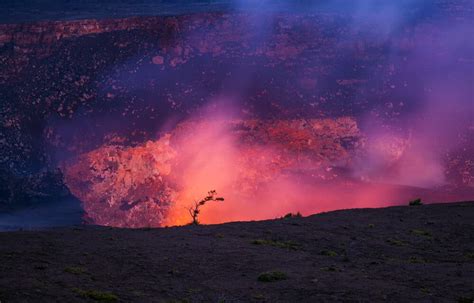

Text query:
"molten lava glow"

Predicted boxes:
[[64, 115, 370, 227], [163, 120, 240, 226], [63, 111, 473, 228], [162, 115, 362, 226]]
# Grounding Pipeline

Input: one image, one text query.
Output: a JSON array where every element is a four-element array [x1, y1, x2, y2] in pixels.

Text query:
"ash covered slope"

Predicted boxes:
[[0, 202, 473, 302]]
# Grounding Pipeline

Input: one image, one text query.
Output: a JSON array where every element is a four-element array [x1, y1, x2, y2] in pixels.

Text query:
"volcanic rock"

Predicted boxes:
[[63, 136, 177, 227], [152, 55, 164, 65]]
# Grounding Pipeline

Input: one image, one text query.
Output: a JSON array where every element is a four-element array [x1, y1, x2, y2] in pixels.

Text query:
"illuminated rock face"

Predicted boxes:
[[63, 117, 364, 227], [63, 136, 177, 227]]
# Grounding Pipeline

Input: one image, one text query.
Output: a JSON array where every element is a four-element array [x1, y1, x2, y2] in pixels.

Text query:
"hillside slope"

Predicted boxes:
[[1, 202, 473, 302]]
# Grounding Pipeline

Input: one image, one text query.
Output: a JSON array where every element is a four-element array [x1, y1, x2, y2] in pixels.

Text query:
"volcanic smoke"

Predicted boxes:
[[63, 96, 472, 227], [51, 1, 474, 227]]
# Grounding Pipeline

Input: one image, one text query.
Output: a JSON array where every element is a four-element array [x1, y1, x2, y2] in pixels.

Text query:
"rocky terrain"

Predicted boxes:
[[0, 202, 473, 302]]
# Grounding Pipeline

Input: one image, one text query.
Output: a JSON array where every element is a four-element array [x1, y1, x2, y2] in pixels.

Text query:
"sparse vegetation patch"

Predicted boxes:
[[411, 229, 432, 238], [73, 288, 118, 302], [319, 250, 338, 257], [409, 256, 427, 263], [465, 252, 474, 260], [258, 271, 288, 282], [64, 266, 88, 275], [320, 266, 338, 272], [251, 239, 301, 250], [386, 238, 407, 246], [458, 296, 474, 303]]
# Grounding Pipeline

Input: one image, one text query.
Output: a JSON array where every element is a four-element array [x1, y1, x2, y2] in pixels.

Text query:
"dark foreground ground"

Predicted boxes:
[[1, 202, 474, 302]]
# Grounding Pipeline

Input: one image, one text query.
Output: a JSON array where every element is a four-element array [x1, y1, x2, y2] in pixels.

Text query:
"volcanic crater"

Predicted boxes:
[[0, 1, 473, 228]]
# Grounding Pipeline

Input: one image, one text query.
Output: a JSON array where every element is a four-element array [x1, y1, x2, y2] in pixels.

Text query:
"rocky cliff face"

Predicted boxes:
[[0, 11, 438, 173], [0, 17, 176, 84], [63, 136, 176, 227]]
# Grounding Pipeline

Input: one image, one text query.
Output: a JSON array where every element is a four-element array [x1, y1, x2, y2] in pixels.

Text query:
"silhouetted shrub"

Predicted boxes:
[[282, 212, 302, 219], [409, 198, 423, 206]]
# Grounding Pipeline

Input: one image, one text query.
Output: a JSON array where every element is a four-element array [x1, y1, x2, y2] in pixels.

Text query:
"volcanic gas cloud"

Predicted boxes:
[[44, 2, 473, 227], [63, 106, 471, 227]]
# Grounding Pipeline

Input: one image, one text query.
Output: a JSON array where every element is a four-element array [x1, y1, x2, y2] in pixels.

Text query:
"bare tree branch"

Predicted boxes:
[[188, 190, 224, 225]]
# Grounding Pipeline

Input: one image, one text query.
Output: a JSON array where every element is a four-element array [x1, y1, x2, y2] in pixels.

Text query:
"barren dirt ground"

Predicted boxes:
[[1, 202, 473, 302]]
